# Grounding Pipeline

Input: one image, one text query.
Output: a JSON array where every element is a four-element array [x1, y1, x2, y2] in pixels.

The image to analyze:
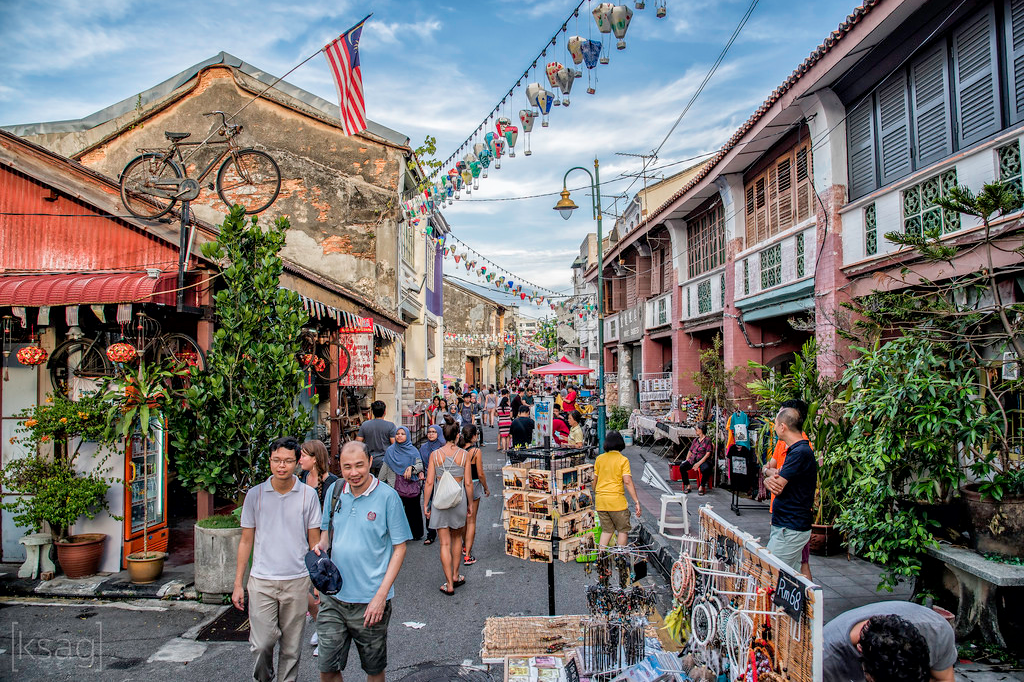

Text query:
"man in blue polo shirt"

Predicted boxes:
[[313, 441, 412, 682]]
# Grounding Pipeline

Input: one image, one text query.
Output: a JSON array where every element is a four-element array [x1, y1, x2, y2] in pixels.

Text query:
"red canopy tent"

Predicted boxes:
[[528, 356, 594, 376]]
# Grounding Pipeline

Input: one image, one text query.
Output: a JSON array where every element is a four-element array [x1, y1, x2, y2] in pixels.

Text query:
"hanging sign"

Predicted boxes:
[[773, 570, 805, 620], [339, 316, 374, 387]]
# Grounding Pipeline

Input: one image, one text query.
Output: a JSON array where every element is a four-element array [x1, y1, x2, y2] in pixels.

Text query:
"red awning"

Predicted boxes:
[[0, 272, 194, 307]]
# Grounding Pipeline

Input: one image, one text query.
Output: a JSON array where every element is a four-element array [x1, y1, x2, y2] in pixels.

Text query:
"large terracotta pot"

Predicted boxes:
[[808, 524, 844, 556], [54, 533, 106, 578], [963, 484, 1024, 557], [126, 551, 166, 584]]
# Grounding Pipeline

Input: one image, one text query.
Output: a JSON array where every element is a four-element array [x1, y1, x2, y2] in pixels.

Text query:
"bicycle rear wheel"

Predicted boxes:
[[216, 149, 281, 214], [119, 153, 182, 219], [313, 345, 351, 383], [47, 339, 113, 394]]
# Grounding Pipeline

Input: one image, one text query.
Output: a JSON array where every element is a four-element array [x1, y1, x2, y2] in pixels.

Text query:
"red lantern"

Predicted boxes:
[[107, 342, 138, 364], [16, 345, 48, 366]]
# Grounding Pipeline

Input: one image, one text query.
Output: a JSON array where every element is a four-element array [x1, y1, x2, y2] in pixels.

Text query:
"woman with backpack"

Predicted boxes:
[[422, 415, 474, 595]]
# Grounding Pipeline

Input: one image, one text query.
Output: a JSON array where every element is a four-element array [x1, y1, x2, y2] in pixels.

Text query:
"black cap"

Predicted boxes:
[[305, 550, 342, 595]]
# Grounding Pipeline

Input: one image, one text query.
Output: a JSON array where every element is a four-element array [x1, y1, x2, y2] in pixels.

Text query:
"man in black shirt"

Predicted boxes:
[[509, 406, 535, 448], [764, 404, 817, 572]]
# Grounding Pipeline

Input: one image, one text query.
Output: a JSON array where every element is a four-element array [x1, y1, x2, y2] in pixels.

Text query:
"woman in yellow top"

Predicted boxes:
[[593, 430, 642, 548]]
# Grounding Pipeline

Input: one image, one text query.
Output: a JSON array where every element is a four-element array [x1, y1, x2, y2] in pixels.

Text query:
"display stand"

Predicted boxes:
[[503, 441, 595, 616]]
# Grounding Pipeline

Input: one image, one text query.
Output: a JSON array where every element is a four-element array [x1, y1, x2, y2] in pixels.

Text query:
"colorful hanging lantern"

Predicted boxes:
[[106, 342, 138, 364], [519, 110, 537, 156], [610, 5, 634, 50], [580, 39, 603, 94], [592, 3, 615, 64], [16, 344, 48, 366]]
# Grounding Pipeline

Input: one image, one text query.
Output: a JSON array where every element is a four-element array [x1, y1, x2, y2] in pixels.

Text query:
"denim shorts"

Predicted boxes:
[[317, 596, 392, 675]]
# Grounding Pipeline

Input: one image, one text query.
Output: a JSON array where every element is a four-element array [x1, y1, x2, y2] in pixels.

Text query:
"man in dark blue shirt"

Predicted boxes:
[[764, 404, 817, 572]]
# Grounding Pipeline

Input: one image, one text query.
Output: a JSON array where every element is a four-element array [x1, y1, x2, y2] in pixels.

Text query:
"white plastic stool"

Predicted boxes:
[[18, 532, 56, 579], [658, 493, 689, 541]]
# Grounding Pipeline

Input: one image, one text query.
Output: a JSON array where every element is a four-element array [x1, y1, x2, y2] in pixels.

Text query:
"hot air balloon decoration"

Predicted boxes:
[[518, 109, 537, 156], [496, 117, 519, 157], [656, 0, 666, 17], [635, 0, 645, 7], [545, 62, 565, 106], [558, 67, 577, 105], [592, 3, 614, 64], [493, 137, 505, 166], [447, 168, 461, 198], [579, 39, 603, 94], [611, 5, 633, 50], [567, 36, 585, 66], [526, 84, 555, 127]]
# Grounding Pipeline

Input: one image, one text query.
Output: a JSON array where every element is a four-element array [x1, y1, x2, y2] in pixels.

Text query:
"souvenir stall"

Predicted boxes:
[[661, 506, 823, 681]]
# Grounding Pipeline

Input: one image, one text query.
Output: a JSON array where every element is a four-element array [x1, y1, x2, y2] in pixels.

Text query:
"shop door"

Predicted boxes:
[[464, 360, 473, 387], [1, 346, 37, 562]]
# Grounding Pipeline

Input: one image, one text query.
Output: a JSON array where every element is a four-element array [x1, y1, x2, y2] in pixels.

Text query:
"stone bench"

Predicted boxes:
[[18, 533, 56, 580], [922, 544, 1024, 651]]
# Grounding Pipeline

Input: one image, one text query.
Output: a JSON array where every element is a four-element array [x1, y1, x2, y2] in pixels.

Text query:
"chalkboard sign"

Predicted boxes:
[[564, 658, 579, 682], [773, 571, 805, 620]]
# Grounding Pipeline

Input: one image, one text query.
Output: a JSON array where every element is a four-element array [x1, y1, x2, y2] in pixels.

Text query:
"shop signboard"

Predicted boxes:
[[339, 316, 374, 387], [619, 303, 645, 342], [533, 398, 553, 446]]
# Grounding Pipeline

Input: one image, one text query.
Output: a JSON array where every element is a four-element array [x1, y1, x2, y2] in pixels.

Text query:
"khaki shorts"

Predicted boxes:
[[597, 509, 631, 534], [316, 596, 392, 675]]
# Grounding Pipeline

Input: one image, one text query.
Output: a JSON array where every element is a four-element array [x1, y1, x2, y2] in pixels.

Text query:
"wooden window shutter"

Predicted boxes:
[[625, 272, 636, 307], [847, 98, 877, 199], [637, 254, 652, 299], [1005, 0, 1024, 124], [650, 250, 661, 296], [615, 276, 627, 310], [795, 142, 814, 222], [877, 72, 912, 185], [910, 43, 952, 166], [755, 176, 768, 242], [766, 164, 780, 238], [953, 6, 1000, 147], [663, 248, 673, 291], [776, 157, 793, 230], [745, 184, 756, 246]]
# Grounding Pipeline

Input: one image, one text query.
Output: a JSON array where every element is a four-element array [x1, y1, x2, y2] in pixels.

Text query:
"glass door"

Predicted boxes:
[[127, 419, 164, 535]]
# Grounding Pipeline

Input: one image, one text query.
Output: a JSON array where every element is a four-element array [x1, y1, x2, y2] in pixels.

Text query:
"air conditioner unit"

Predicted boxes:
[[1003, 352, 1020, 381]]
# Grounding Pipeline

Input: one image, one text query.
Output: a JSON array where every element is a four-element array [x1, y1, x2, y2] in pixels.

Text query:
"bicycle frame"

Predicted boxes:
[[136, 135, 239, 199]]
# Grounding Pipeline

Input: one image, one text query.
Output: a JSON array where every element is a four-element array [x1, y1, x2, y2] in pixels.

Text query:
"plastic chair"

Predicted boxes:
[[640, 463, 690, 541]]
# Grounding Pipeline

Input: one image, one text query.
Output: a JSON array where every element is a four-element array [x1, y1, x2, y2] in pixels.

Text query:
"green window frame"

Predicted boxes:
[[760, 244, 782, 290], [865, 203, 878, 256], [902, 169, 960, 237]]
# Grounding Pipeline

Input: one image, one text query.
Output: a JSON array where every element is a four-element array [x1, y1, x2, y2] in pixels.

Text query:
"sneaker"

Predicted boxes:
[[313, 645, 319, 657], [310, 631, 319, 646]]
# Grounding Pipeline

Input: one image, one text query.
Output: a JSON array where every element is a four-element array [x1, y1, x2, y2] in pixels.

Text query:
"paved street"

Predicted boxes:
[[0, 423, 628, 681]]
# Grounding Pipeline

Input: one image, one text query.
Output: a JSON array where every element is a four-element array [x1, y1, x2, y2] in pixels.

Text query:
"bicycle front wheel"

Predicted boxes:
[[216, 149, 281, 214], [119, 153, 182, 219], [47, 339, 113, 394]]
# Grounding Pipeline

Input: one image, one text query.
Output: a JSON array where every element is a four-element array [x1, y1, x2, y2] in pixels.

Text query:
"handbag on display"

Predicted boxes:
[[432, 451, 465, 510]]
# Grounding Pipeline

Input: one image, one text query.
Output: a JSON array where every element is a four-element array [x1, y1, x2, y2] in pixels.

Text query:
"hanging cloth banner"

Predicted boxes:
[[12, 306, 26, 328], [37, 306, 50, 326], [91, 304, 106, 323], [66, 305, 79, 328], [117, 304, 133, 325]]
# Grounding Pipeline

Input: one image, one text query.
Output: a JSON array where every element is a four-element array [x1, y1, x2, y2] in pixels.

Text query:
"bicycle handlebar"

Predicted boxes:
[[203, 111, 229, 126]]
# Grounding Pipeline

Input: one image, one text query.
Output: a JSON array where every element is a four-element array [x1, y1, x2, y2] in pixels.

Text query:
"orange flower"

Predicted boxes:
[[78, 411, 89, 420], [25, 419, 38, 428], [59, 417, 68, 424], [40, 435, 50, 442], [45, 396, 53, 403]]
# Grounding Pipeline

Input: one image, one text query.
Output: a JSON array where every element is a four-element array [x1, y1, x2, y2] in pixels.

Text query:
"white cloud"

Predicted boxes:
[[362, 19, 443, 48]]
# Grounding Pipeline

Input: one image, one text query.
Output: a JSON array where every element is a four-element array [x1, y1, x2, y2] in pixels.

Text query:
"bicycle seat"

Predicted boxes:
[[164, 132, 191, 141]]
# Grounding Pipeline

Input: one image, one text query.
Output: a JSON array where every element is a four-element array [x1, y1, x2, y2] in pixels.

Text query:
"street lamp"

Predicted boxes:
[[553, 158, 606, 450]]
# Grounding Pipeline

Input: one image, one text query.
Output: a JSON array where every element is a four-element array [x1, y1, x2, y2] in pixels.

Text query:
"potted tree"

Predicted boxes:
[[0, 392, 118, 578], [105, 360, 185, 583]]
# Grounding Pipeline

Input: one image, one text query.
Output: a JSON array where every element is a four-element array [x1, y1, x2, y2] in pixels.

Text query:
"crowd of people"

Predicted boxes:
[[231, 384, 956, 682]]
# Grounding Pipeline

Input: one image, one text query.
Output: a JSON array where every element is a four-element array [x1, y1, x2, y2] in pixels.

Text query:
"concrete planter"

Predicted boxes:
[[963, 484, 1024, 558], [194, 524, 247, 595]]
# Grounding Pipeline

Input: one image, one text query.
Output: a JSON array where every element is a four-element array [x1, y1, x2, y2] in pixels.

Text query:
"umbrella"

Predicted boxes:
[[442, 374, 457, 380], [529, 356, 594, 376]]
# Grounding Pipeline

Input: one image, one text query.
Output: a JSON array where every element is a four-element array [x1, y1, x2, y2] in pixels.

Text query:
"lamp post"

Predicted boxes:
[[553, 158, 605, 449]]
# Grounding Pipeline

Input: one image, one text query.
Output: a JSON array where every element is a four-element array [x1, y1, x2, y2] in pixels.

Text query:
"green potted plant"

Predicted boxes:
[[0, 392, 118, 578], [105, 360, 186, 584], [194, 510, 247, 596]]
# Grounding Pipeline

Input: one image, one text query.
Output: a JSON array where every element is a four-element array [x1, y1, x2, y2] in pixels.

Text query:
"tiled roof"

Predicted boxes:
[[638, 0, 881, 230]]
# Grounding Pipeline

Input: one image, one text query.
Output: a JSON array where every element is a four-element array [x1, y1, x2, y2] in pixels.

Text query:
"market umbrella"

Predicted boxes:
[[528, 356, 594, 376]]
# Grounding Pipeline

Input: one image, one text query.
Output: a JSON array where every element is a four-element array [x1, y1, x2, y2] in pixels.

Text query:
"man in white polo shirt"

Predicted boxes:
[[232, 436, 322, 682], [314, 440, 412, 682]]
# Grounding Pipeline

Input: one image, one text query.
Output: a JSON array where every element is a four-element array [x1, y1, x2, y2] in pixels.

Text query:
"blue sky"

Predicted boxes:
[[0, 0, 860, 315]]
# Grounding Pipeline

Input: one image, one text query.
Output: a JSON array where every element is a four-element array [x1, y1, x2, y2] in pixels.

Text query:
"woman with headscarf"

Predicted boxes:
[[418, 424, 446, 545], [380, 426, 425, 540]]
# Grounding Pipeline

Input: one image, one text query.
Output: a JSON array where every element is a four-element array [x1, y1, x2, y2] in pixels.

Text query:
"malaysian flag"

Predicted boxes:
[[323, 15, 371, 136]]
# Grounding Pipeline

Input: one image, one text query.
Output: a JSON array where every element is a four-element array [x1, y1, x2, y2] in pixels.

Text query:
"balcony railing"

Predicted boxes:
[[681, 266, 725, 321], [734, 224, 815, 302], [644, 291, 672, 329]]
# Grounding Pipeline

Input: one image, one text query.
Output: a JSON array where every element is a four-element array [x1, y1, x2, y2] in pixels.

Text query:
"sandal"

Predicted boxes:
[[440, 584, 454, 595], [454, 576, 466, 588], [698, 486, 706, 496], [683, 486, 691, 494], [464, 555, 477, 566], [423, 538, 434, 546]]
